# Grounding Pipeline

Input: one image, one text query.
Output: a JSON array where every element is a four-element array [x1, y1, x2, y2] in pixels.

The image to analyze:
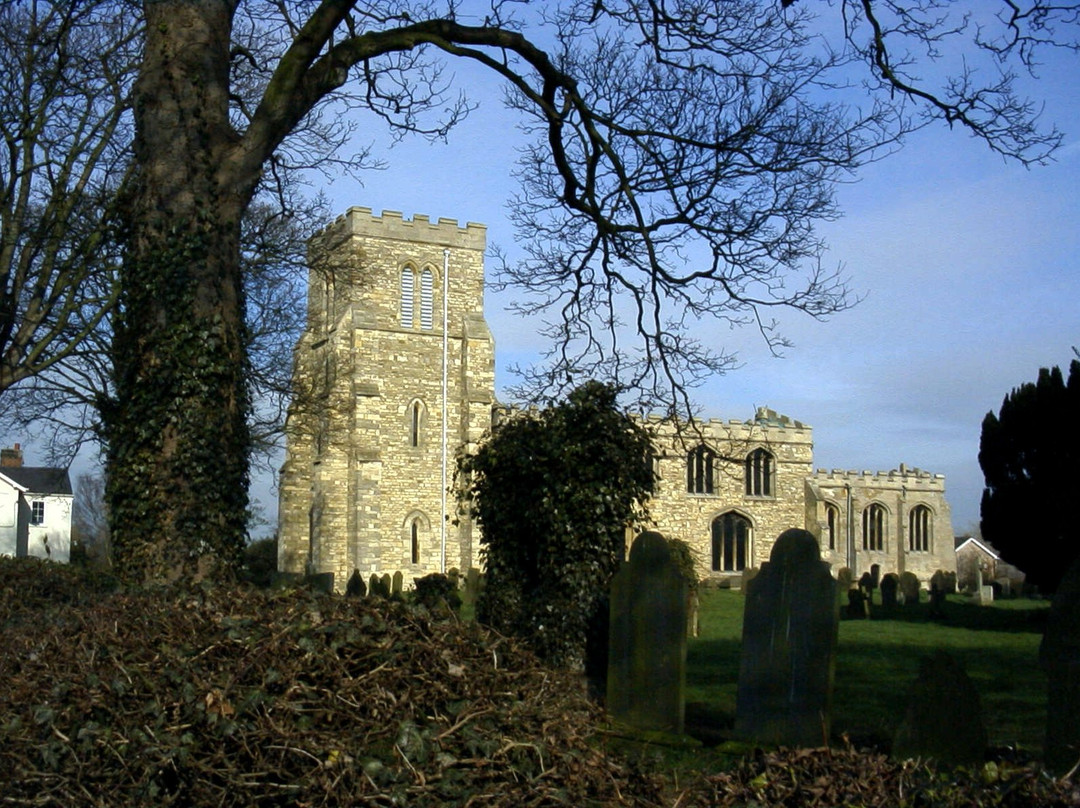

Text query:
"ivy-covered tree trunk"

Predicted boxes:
[[106, 0, 258, 582]]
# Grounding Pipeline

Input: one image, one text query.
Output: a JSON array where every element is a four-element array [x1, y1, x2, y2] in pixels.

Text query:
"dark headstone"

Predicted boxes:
[[899, 571, 920, 605], [846, 587, 869, 619], [943, 571, 957, 594], [392, 570, 404, 596], [305, 572, 334, 594], [836, 567, 854, 608], [369, 573, 390, 598], [893, 650, 987, 766], [859, 571, 874, 594], [346, 568, 366, 598], [381, 573, 393, 596], [880, 573, 899, 609], [607, 531, 689, 734], [735, 529, 839, 748], [740, 567, 760, 592], [1040, 555, 1080, 775]]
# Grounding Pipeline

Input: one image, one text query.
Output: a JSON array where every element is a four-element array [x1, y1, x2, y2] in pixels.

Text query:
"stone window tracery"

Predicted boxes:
[[745, 448, 774, 496], [862, 503, 886, 551], [712, 511, 750, 572], [825, 502, 840, 551], [687, 444, 715, 494], [909, 504, 931, 552]]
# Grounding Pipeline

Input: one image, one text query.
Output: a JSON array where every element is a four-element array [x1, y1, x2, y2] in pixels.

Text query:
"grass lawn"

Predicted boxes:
[[685, 588, 1051, 756]]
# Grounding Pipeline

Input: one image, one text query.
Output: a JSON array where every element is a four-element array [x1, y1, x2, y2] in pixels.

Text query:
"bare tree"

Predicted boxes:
[[0, 0, 136, 396], [93, 0, 1077, 582], [73, 469, 110, 566]]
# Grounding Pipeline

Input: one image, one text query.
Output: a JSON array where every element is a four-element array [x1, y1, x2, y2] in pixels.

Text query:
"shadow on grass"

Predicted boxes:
[[859, 595, 1049, 633]]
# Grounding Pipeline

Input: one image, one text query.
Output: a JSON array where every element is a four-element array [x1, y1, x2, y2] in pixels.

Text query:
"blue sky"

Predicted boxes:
[[298, 36, 1080, 534]]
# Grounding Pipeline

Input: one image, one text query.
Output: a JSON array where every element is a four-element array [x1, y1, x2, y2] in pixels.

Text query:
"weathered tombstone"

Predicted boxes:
[[899, 571, 920, 605], [392, 570, 404, 596], [836, 567, 854, 593], [892, 650, 987, 767], [928, 581, 947, 619], [607, 531, 688, 734], [880, 573, 899, 609], [735, 528, 839, 748], [381, 573, 393, 596], [740, 566, 760, 592], [1040, 555, 1080, 775], [305, 572, 334, 594], [943, 571, 957, 594], [846, 587, 869, 619], [930, 570, 946, 594], [859, 571, 874, 594], [346, 568, 367, 598], [368, 573, 381, 596]]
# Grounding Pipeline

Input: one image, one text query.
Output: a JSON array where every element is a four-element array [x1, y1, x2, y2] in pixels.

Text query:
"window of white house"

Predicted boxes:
[[909, 504, 931, 552], [30, 500, 45, 526], [419, 268, 434, 330], [744, 448, 774, 496]]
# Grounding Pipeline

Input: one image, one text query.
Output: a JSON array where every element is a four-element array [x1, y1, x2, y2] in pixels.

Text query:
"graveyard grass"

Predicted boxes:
[[686, 589, 1050, 756]]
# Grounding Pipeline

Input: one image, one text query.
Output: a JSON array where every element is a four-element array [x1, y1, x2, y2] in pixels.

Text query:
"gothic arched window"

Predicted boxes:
[[400, 267, 415, 328], [419, 268, 434, 330], [687, 445, 715, 494], [744, 448, 774, 496], [862, 503, 886, 551], [825, 502, 840, 551], [712, 511, 750, 572], [909, 504, 931, 552]]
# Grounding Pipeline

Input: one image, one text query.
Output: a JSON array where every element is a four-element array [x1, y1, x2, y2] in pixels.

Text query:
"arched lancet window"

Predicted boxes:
[[407, 399, 427, 447], [862, 503, 886, 551], [687, 445, 715, 494], [404, 511, 429, 566], [400, 267, 415, 328], [419, 268, 434, 330], [825, 502, 840, 551], [745, 448, 774, 496], [712, 511, 750, 572], [411, 401, 422, 447], [909, 504, 931, 552]]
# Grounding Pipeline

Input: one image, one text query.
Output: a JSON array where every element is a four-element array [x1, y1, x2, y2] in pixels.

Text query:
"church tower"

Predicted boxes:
[[278, 207, 494, 588]]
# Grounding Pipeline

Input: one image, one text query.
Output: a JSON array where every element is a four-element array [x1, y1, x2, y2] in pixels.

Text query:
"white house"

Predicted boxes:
[[0, 444, 73, 563]]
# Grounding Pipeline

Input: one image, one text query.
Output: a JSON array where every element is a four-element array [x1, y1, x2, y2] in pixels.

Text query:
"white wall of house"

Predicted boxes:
[[0, 478, 72, 563]]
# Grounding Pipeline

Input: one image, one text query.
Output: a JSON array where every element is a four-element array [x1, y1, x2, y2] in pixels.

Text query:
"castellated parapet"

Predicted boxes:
[[280, 207, 956, 592]]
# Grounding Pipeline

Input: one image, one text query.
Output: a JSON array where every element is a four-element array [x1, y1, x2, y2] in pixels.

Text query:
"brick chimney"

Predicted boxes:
[[1, 443, 23, 468]]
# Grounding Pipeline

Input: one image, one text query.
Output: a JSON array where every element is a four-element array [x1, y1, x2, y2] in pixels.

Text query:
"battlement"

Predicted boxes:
[[811, 462, 946, 489], [646, 407, 813, 447], [317, 206, 487, 250]]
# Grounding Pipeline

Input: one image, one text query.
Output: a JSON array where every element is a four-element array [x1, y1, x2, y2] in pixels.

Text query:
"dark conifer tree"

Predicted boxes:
[[979, 359, 1080, 593]]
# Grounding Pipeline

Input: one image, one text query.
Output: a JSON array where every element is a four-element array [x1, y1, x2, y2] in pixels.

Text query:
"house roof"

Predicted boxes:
[[0, 467, 72, 496], [954, 535, 1000, 559]]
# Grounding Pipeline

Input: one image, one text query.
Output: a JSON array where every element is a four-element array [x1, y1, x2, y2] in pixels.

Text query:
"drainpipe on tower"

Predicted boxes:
[[441, 248, 450, 574]]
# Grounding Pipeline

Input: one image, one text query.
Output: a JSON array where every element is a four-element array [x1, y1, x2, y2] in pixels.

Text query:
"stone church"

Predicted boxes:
[[279, 207, 956, 590]]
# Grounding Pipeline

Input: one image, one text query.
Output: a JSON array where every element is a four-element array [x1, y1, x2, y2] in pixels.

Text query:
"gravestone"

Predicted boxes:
[[381, 573, 393, 596], [928, 581, 947, 619], [880, 573, 899, 609], [943, 571, 957, 594], [892, 650, 987, 766], [859, 571, 874, 594], [899, 571, 920, 605], [392, 571, 404, 596], [607, 531, 689, 734], [836, 567, 854, 609], [735, 529, 839, 748], [740, 567, 760, 592], [930, 569, 946, 594], [369, 573, 381, 596], [346, 568, 367, 598], [846, 587, 869, 619], [1040, 555, 1080, 775]]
